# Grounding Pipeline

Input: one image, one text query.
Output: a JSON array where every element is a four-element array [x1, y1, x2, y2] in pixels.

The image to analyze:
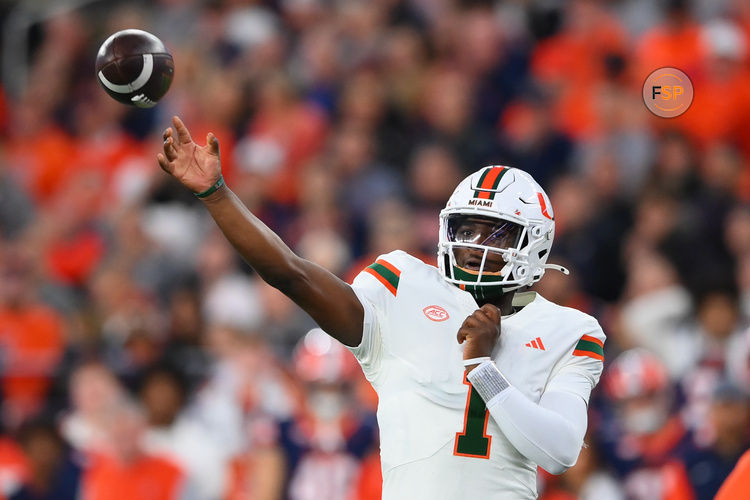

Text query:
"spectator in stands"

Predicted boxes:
[[716, 448, 750, 500], [81, 399, 186, 500], [9, 420, 81, 500], [598, 349, 691, 499], [279, 329, 379, 500], [140, 366, 228, 500], [539, 434, 624, 500], [59, 362, 125, 455], [0, 247, 64, 428], [673, 381, 750, 499]]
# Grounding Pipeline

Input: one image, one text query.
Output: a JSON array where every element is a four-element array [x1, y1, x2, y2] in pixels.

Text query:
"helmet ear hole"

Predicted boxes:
[[538, 249, 548, 259]]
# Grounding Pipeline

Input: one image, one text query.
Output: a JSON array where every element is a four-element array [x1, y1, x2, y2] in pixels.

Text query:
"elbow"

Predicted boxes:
[[262, 255, 306, 292], [539, 446, 581, 475], [543, 463, 568, 476], [264, 271, 298, 293], [542, 459, 573, 476], [538, 416, 585, 475]]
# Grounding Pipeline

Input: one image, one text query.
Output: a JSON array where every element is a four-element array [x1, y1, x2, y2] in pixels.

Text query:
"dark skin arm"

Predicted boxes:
[[157, 116, 364, 347]]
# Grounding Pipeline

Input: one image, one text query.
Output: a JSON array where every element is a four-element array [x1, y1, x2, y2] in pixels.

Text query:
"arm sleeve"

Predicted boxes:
[[546, 325, 605, 403], [480, 325, 605, 474], [484, 386, 588, 475]]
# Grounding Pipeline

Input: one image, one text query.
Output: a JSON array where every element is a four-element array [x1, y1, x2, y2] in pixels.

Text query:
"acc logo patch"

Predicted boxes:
[[423, 305, 449, 322]]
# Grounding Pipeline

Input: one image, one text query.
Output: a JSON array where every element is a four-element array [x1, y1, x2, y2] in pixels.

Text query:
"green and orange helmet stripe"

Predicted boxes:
[[473, 166, 508, 200]]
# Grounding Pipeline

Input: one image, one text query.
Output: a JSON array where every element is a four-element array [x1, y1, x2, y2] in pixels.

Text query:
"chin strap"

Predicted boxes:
[[543, 263, 570, 275]]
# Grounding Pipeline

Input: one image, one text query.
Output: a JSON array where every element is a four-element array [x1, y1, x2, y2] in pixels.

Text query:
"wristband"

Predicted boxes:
[[467, 360, 510, 402], [194, 175, 225, 198], [463, 356, 491, 367]]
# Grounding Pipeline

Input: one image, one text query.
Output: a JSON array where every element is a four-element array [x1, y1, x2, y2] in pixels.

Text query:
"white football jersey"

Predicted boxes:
[[348, 250, 605, 499]]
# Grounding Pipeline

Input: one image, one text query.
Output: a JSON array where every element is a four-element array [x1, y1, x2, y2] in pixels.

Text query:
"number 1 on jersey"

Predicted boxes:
[[453, 374, 491, 458]]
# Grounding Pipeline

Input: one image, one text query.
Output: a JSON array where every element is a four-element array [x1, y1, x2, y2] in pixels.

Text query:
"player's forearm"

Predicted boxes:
[[198, 184, 364, 346], [467, 363, 586, 474], [486, 388, 585, 474], [199, 184, 304, 288]]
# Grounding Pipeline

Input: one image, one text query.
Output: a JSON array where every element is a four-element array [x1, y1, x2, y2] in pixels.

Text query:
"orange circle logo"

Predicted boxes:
[[642, 67, 693, 118], [423, 305, 449, 322]]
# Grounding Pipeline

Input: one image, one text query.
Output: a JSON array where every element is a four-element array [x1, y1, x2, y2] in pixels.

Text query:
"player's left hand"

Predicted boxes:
[[457, 304, 501, 371]]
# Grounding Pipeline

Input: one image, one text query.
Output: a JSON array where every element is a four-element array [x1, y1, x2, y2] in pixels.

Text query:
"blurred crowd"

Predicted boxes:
[[0, 0, 750, 498]]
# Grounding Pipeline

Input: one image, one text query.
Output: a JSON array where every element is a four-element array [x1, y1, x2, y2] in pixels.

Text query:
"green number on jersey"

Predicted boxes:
[[454, 376, 491, 458]]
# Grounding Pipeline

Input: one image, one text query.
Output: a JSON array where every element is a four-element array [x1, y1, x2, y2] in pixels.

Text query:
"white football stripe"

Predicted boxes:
[[98, 54, 154, 93]]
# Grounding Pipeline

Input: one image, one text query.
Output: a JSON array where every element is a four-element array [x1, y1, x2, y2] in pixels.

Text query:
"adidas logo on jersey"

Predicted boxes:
[[525, 337, 545, 350]]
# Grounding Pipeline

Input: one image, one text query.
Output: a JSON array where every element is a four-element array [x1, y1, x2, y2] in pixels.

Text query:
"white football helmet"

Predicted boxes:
[[438, 166, 568, 300]]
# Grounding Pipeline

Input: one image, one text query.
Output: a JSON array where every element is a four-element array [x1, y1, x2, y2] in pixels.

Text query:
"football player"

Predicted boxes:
[[158, 117, 606, 499]]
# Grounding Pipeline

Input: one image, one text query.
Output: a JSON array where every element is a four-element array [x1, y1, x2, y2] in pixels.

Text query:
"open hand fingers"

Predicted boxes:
[[206, 132, 220, 156], [173, 116, 193, 145], [163, 135, 178, 161], [156, 153, 174, 174]]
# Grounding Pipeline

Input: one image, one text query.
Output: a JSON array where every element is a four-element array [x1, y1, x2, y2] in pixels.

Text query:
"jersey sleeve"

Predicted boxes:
[[544, 319, 606, 404], [347, 252, 404, 381]]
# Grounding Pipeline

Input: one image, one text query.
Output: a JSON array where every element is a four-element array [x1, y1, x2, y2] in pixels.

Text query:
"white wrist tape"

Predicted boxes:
[[462, 356, 491, 367], [467, 360, 510, 402]]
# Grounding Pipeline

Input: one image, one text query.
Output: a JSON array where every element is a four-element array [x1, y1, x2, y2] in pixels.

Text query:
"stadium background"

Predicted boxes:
[[0, 0, 749, 498]]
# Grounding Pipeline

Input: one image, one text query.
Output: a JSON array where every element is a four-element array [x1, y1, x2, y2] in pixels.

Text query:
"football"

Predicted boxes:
[[95, 29, 174, 108]]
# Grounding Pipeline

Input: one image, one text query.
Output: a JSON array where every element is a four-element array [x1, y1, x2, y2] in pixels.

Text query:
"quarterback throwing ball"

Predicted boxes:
[[157, 117, 605, 499]]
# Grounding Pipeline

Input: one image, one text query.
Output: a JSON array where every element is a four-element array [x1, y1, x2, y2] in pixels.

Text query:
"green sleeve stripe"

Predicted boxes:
[[367, 262, 400, 291], [574, 339, 604, 356]]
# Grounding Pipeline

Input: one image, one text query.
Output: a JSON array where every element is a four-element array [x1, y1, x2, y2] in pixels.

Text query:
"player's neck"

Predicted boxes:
[[478, 292, 515, 316]]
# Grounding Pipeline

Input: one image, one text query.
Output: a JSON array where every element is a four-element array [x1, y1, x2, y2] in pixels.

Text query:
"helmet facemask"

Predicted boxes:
[[438, 212, 550, 300]]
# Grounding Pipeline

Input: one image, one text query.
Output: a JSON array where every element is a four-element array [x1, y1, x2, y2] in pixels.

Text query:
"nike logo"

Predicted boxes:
[[525, 337, 545, 350]]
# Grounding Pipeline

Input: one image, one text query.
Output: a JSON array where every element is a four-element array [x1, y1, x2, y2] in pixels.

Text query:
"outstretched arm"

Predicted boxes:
[[157, 116, 364, 347]]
